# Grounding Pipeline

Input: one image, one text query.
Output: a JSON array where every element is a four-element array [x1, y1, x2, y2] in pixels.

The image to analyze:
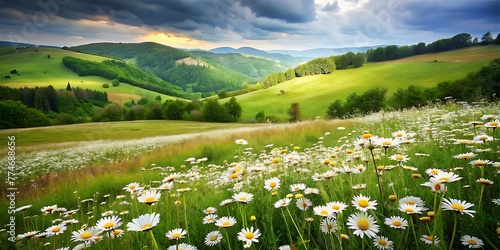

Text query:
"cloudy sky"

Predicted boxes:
[[0, 0, 498, 50]]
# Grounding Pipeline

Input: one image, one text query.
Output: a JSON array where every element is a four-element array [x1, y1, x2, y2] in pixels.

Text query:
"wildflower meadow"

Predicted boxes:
[[1, 101, 499, 250]]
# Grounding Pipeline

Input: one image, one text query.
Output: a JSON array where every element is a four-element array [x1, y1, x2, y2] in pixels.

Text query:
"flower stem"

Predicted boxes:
[[448, 214, 458, 250], [149, 230, 159, 250]]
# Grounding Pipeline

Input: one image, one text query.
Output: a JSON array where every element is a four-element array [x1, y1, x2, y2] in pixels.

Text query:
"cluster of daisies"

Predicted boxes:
[[6, 104, 499, 249]]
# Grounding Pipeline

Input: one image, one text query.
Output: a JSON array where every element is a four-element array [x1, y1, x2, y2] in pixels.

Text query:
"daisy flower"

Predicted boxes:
[[431, 171, 462, 183], [45, 224, 67, 236], [441, 198, 476, 217], [158, 182, 174, 190], [470, 159, 492, 167], [392, 130, 409, 139], [203, 207, 217, 214], [373, 235, 394, 249], [476, 178, 494, 185], [346, 212, 379, 239], [484, 119, 499, 128], [71, 227, 101, 242], [279, 245, 292, 250], [421, 179, 446, 193], [126, 213, 160, 232], [326, 201, 348, 213], [352, 195, 378, 212], [453, 152, 476, 160], [166, 243, 197, 250], [389, 154, 410, 162], [320, 217, 337, 234], [123, 182, 141, 193], [399, 196, 425, 207], [107, 228, 124, 238], [14, 204, 33, 213], [304, 187, 320, 195], [398, 204, 423, 214], [473, 134, 493, 143], [17, 230, 39, 240], [214, 216, 237, 228], [374, 137, 400, 148], [96, 216, 122, 231], [384, 216, 408, 230], [237, 227, 261, 246], [137, 190, 161, 205], [232, 192, 254, 204], [165, 228, 187, 240], [313, 205, 335, 218], [290, 183, 306, 192], [461, 235, 484, 248], [205, 231, 223, 246], [41, 205, 58, 214], [264, 177, 281, 191], [274, 198, 292, 208], [202, 214, 218, 224], [492, 198, 500, 205], [296, 197, 313, 211], [421, 234, 440, 246], [235, 139, 248, 145], [219, 199, 234, 206]]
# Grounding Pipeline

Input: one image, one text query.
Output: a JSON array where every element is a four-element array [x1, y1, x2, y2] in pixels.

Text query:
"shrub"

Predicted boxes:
[[102, 83, 110, 88]]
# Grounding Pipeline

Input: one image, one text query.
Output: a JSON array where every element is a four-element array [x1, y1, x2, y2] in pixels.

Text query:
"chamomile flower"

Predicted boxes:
[[274, 198, 292, 208], [476, 178, 494, 185], [123, 182, 141, 193], [389, 154, 410, 162], [313, 205, 335, 218], [492, 198, 500, 205], [352, 195, 378, 212], [214, 216, 237, 228], [203, 207, 217, 214], [441, 198, 476, 217], [204, 231, 223, 246], [384, 216, 408, 230], [71, 227, 101, 242], [375, 137, 400, 148], [484, 119, 500, 128], [41, 205, 58, 214], [290, 183, 306, 192], [304, 187, 320, 195], [235, 139, 248, 145], [137, 190, 161, 205], [346, 212, 379, 239], [470, 159, 492, 167], [398, 204, 423, 214], [108, 228, 124, 238], [421, 234, 440, 245], [326, 201, 348, 213], [167, 243, 197, 250], [237, 227, 261, 245], [17, 231, 39, 240], [202, 214, 218, 224], [399, 196, 425, 207], [165, 228, 187, 240], [320, 217, 337, 234], [296, 198, 313, 211], [421, 179, 446, 193], [232, 192, 254, 204], [461, 235, 484, 248], [45, 224, 67, 236], [431, 171, 462, 183], [453, 152, 476, 160], [373, 235, 394, 249], [264, 177, 281, 191], [96, 216, 122, 231], [126, 213, 160, 232]]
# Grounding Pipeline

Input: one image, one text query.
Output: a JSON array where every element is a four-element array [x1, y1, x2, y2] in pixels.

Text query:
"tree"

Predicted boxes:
[[148, 102, 164, 120], [255, 111, 266, 123], [202, 99, 229, 122], [66, 82, 72, 91], [112, 79, 120, 87], [47, 54, 51, 59], [285, 68, 295, 80], [155, 95, 162, 102], [327, 100, 346, 119], [352, 53, 365, 68], [137, 97, 150, 105], [224, 97, 242, 121], [288, 103, 301, 122], [495, 33, 500, 44], [0, 100, 51, 129], [218, 91, 228, 99], [102, 83, 109, 88], [481, 31, 494, 45], [164, 100, 185, 120], [414, 42, 426, 55]]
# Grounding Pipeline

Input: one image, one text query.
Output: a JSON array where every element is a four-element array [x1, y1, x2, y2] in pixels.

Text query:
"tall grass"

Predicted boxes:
[[1, 102, 499, 249]]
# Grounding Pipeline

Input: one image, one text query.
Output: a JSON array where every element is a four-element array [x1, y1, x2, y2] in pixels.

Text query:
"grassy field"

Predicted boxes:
[[0, 47, 177, 104], [234, 45, 500, 121], [0, 120, 264, 154]]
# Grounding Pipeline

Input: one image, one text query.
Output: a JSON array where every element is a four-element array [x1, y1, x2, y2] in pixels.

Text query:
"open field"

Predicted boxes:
[[234, 45, 500, 121], [0, 102, 498, 249], [0, 47, 177, 104]]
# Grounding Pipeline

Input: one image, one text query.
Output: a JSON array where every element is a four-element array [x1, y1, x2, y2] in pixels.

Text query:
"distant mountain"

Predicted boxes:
[[0, 40, 59, 48], [209, 46, 310, 67], [267, 45, 387, 58], [71, 42, 254, 96]]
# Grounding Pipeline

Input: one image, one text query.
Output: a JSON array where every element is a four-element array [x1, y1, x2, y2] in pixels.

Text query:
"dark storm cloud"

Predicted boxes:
[[240, 0, 316, 23]]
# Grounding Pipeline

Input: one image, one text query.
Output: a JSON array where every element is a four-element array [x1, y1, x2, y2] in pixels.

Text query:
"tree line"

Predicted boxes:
[[367, 32, 500, 62], [327, 58, 500, 118], [262, 51, 366, 88]]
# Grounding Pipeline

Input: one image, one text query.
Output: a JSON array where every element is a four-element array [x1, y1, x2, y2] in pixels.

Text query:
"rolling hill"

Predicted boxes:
[[231, 45, 500, 121], [208, 46, 310, 67], [0, 47, 181, 104]]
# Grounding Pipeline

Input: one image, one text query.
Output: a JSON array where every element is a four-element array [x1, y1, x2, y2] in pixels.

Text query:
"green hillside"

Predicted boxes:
[[233, 45, 500, 121], [0, 47, 180, 104], [71, 42, 254, 95]]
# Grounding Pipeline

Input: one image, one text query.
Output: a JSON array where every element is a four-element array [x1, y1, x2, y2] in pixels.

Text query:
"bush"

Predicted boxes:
[[102, 83, 109, 88], [4, 75, 10, 79], [112, 79, 120, 87], [10, 69, 17, 74]]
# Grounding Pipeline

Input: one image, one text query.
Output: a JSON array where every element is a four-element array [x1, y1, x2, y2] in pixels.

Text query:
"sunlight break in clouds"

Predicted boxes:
[[142, 32, 213, 49]]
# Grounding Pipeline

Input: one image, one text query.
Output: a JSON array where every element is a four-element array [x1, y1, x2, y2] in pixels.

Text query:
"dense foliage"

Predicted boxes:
[[62, 56, 193, 99]]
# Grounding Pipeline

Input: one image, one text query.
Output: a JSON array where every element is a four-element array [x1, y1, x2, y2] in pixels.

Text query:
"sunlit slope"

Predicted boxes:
[[0, 47, 177, 104], [235, 45, 500, 120]]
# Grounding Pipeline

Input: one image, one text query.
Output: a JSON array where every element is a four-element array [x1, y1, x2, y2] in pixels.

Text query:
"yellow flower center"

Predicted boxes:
[[406, 201, 415, 205], [145, 197, 155, 203], [52, 227, 61, 233], [104, 222, 114, 229], [357, 219, 369, 230], [451, 203, 465, 211], [467, 239, 477, 245], [425, 235, 433, 241], [327, 224, 333, 230], [94, 236, 101, 242], [382, 141, 391, 146], [112, 230, 121, 236], [378, 239, 387, 246], [172, 233, 182, 239], [396, 132, 403, 137], [230, 173, 238, 179], [239, 197, 247, 201], [332, 205, 340, 210], [392, 221, 402, 227], [81, 231, 92, 239], [358, 199, 369, 208], [490, 122, 499, 126], [222, 221, 230, 227], [439, 177, 450, 182], [245, 232, 254, 240], [396, 155, 404, 161], [405, 208, 414, 213], [346, 149, 354, 154], [362, 133, 373, 139], [210, 235, 218, 241], [270, 182, 276, 188], [141, 223, 152, 231], [129, 185, 136, 189], [320, 210, 329, 215]]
